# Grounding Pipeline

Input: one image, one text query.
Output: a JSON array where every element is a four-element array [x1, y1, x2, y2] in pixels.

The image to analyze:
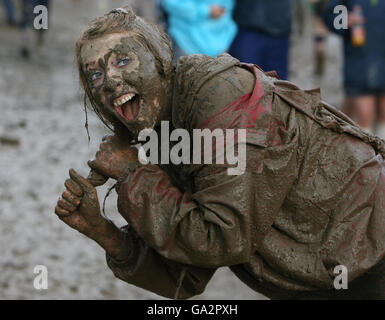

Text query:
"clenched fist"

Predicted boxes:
[[88, 135, 139, 181], [55, 169, 132, 260], [55, 169, 105, 239]]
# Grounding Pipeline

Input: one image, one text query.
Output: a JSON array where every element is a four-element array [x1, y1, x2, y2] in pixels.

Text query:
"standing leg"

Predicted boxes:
[[20, 0, 35, 58], [375, 95, 385, 139], [341, 98, 352, 117], [3, 0, 16, 24], [313, 16, 328, 77], [349, 95, 376, 133]]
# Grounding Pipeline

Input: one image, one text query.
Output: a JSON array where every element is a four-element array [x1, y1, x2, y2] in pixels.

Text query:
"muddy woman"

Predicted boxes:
[[55, 7, 385, 299]]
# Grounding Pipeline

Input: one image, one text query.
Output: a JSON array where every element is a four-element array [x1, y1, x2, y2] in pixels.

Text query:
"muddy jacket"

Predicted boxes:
[[106, 54, 385, 299]]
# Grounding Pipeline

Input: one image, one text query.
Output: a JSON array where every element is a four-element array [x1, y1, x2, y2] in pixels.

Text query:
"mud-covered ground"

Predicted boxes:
[[0, 0, 343, 299]]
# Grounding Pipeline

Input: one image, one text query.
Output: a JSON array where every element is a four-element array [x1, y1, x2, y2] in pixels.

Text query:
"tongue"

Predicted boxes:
[[122, 97, 140, 120]]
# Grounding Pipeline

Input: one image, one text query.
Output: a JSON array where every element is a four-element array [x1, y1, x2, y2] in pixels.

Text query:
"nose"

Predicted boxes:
[[103, 77, 122, 93]]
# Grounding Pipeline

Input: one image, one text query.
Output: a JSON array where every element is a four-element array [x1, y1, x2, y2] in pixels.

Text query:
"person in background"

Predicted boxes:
[[162, 0, 237, 61], [2, 0, 16, 25], [323, 0, 385, 137], [229, 0, 293, 80], [155, 0, 168, 30]]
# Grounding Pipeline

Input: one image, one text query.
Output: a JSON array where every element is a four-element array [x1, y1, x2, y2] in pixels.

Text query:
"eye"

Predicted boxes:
[[117, 58, 131, 67], [89, 71, 102, 82]]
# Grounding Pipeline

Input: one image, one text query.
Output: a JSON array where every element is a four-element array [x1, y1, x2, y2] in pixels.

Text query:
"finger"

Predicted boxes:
[[103, 134, 129, 147], [58, 198, 78, 212], [64, 178, 83, 197], [87, 158, 106, 172], [99, 136, 121, 151], [87, 157, 98, 171], [100, 136, 117, 149], [87, 157, 109, 182], [55, 205, 71, 217], [99, 142, 107, 151], [86, 168, 108, 187], [102, 135, 115, 142], [69, 168, 94, 194], [62, 190, 81, 206]]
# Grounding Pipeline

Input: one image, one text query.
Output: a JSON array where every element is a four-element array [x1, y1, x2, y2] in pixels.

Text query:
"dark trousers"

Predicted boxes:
[[266, 258, 385, 300], [294, 258, 385, 300], [3, 0, 16, 23], [229, 27, 290, 80]]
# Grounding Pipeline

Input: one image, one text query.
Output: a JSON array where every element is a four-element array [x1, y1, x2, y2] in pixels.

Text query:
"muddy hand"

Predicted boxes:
[[55, 169, 105, 239], [88, 135, 138, 181], [87, 169, 108, 187]]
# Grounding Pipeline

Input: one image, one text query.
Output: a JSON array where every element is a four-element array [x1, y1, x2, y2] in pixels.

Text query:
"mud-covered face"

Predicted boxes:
[[80, 32, 171, 137]]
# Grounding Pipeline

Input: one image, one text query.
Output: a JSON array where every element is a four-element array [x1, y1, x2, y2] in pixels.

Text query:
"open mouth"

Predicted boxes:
[[113, 93, 141, 121]]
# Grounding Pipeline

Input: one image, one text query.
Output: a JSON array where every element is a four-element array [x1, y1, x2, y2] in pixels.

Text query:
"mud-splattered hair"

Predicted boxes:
[[75, 6, 174, 132]]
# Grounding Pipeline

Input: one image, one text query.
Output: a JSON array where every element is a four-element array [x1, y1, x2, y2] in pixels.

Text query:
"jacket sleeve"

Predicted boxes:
[[106, 226, 216, 299], [117, 160, 260, 268], [162, 0, 211, 23]]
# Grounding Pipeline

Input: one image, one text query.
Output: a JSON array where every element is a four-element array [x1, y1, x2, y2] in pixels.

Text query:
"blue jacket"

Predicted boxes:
[[162, 0, 237, 57], [232, 0, 292, 37], [323, 0, 385, 90]]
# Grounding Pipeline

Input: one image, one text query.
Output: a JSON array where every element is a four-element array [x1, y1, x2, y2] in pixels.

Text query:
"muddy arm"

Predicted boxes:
[[106, 225, 216, 299]]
